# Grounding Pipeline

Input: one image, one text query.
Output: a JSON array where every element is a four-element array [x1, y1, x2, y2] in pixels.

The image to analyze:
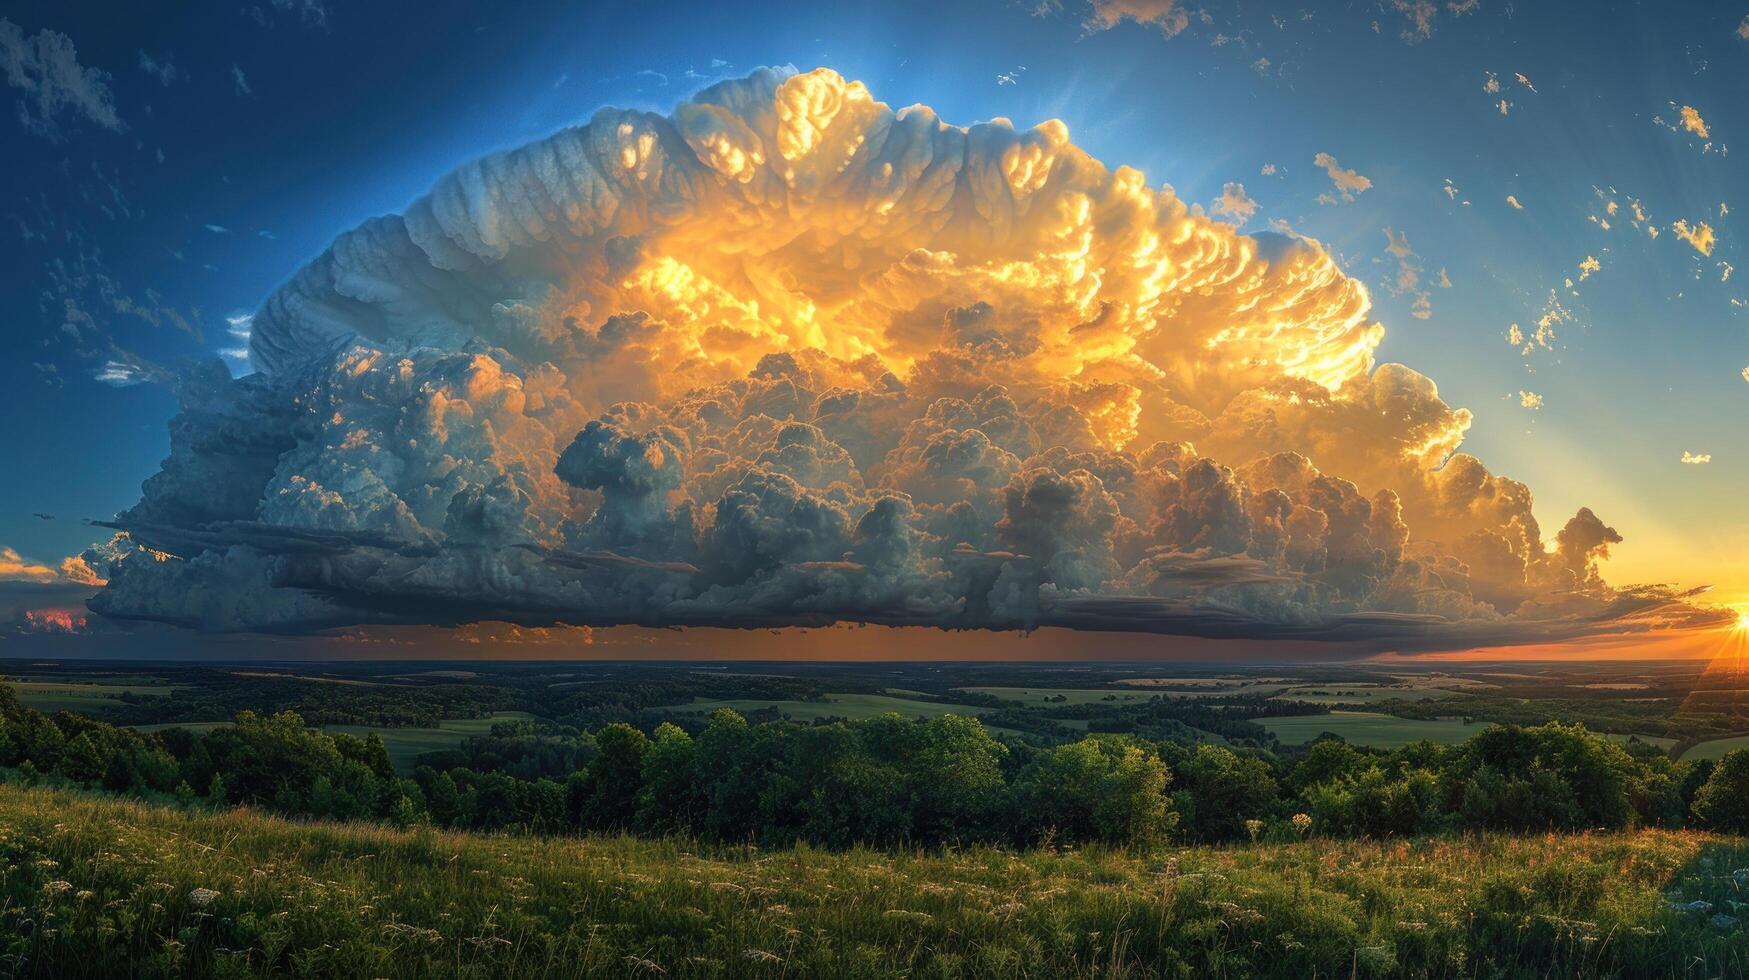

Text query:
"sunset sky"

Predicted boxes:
[[1, 0, 1745, 658]]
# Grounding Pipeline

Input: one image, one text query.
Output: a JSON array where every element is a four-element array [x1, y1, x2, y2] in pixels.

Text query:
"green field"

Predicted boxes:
[[1268, 683, 1468, 705], [4, 679, 181, 714], [135, 712, 539, 773], [1681, 733, 1749, 761], [1261, 711, 1676, 751], [1260, 711, 1487, 748], [957, 686, 1165, 705], [673, 692, 991, 722], [0, 783, 1743, 978]]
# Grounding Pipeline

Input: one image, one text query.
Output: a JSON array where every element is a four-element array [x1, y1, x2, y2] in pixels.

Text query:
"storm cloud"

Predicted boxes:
[[87, 67, 1716, 646]]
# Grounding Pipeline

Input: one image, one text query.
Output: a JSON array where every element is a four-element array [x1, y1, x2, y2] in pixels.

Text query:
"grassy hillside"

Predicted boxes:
[[0, 785, 1744, 978]]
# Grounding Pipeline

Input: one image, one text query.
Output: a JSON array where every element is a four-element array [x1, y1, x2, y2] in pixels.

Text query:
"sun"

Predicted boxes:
[[1736, 611, 1749, 632]]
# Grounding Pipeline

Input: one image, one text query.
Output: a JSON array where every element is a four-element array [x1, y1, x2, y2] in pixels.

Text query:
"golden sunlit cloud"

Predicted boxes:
[[80, 67, 1726, 647], [1672, 219, 1717, 255], [1679, 105, 1710, 139], [0, 546, 58, 583]]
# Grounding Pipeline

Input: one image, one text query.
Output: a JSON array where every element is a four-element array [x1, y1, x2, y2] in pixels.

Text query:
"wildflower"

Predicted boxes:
[[743, 949, 783, 964], [1244, 819, 1264, 841], [43, 880, 73, 896], [188, 888, 219, 908], [1291, 813, 1313, 835]]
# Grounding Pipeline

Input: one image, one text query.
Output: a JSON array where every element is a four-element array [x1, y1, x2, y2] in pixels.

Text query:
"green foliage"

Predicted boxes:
[[1013, 735, 1176, 845], [1174, 743, 1279, 841], [1692, 749, 1749, 833]]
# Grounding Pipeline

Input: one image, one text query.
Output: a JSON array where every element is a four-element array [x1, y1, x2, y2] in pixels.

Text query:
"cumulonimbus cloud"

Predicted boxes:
[[87, 67, 1719, 646]]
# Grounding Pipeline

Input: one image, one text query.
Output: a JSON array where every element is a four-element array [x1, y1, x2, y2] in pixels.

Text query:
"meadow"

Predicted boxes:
[[3, 678, 181, 714], [674, 692, 993, 722], [0, 783, 1745, 979], [135, 711, 541, 774], [1682, 734, 1749, 761]]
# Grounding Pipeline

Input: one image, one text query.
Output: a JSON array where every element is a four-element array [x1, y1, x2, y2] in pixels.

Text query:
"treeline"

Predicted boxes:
[[3, 685, 1748, 849], [87, 669, 827, 732]]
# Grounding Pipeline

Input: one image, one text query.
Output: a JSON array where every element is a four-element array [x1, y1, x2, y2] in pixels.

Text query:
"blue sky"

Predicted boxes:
[[2, 0, 1746, 606]]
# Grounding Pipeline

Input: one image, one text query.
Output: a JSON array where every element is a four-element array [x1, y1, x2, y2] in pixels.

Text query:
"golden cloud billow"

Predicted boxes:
[[88, 68, 1713, 646]]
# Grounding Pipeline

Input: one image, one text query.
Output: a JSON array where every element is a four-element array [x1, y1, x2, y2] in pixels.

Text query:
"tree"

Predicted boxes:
[[637, 723, 702, 835], [1015, 736, 1176, 846], [1440, 723, 1639, 831], [1177, 744, 1278, 842], [1691, 749, 1749, 833], [574, 723, 649, 831]]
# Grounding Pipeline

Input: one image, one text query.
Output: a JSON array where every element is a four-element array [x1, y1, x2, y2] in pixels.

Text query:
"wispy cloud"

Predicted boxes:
[[0, 18, 124, 138], [137, 49, 180, 86]]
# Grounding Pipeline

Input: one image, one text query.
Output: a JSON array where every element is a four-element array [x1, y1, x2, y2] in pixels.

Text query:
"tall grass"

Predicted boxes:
[[0, 782, 1742, 978]]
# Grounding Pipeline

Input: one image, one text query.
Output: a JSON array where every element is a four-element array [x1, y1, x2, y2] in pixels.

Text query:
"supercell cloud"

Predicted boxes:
[[89, 68, 1708, 646]]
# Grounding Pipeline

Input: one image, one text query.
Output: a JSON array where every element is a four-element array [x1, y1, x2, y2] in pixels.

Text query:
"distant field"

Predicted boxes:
[[1260, 711, 1487, 748], [961, 681, 1459, 706], [4, 679, 181, 713], [673, 692, 989, 722], [1681, 733, 1749, 761], [135, 712, 540, 773], [1267, 683, 1465, 705], [957, 686, 1163, 705], [1261, 711, 1676, 751]]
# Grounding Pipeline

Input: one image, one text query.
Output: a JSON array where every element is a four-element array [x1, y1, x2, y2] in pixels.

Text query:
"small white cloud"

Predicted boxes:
[[205, 223, 228, 234], [1209, 181, 1257, 224], [1680, 451, 1711, 465], [1577, 255, 1600, 281], [1313, 152, 1371, 203], [1260, 163, 1278, 176], [1518, 390, 1542, 409], [94, 361, 147, 387], [231, 63, 252, 96], [1506, 195, 1523, 210]]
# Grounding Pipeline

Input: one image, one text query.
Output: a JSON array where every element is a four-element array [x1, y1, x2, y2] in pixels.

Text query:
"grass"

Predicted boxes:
[[673, 693, 991, 723], [1681, 733, 1749, 761], [134, 713, 540, 774], [0, 782, 1744, 978]]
